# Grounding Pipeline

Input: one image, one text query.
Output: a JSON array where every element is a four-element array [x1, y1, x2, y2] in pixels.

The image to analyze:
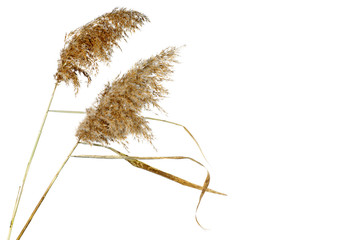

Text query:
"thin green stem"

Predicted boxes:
[[16, 141, 79, 240], [7, 83, 58, 240]]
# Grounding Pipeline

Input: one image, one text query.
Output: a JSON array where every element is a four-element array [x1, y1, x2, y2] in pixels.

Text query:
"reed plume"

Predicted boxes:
[[10, 8, 225, 238], [76, 46, 179, 145], [54, 8, 149, 92], [15, 45, 225, 239]]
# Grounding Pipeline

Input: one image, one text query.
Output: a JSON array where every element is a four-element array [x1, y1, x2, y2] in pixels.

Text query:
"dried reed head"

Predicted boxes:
[[54, 8, 149, 92], [76, 46, 180, 146]]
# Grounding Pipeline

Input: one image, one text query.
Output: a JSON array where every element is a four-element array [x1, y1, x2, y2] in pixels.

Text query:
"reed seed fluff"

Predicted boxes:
[[54, 8, 149, 92], [76, 46, 180, 146]]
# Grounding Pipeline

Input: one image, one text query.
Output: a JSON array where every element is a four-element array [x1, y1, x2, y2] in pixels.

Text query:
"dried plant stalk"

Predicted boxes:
[[8, 8, 148, 240], [76, 46, 179, 145], [16, 141, 80, 240], [7, 84, 57, 240], [55, 8, 149, 92]]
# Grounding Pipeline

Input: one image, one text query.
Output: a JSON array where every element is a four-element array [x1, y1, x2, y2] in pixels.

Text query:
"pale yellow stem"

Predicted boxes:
[[48, 110, 85, 114], [7, 83, 58, 240], [16, 141, 79, 240]]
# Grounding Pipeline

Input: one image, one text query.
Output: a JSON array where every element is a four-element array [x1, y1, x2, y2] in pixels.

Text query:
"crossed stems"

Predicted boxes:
[[15, 109, 226, 239], [6, 86, 205, 240], [16, 141, 226, 239]]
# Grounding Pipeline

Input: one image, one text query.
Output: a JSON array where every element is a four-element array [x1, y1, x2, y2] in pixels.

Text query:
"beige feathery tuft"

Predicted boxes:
[[54, 8, 149, 92], [76, 46, 180, 146]]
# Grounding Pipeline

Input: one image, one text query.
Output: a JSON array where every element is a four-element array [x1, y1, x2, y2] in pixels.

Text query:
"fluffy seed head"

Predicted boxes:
[[76, 46, 180, 146], [54, 8, 149, 92]]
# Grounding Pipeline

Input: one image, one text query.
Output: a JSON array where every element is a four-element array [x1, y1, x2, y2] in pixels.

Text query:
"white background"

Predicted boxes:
[[1, 0, 360, 239]]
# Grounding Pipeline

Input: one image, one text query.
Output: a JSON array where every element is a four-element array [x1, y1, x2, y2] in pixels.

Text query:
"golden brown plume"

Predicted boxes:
[[76, 46, 180, 146], [54, 8, 149, 92]]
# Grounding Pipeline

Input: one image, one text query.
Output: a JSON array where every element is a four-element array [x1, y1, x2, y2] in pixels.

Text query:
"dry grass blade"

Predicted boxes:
[[145, 117, 209, 164], [72, 154, 226, 195], [55, 8, 149, 92], [195, 171, 210, 230], [79, 142, 225, 229], [128, 155, 211, 229]]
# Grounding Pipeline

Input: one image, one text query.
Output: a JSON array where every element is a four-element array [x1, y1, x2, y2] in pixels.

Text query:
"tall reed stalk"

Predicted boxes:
[[7, 83, 58, 240], [16, 141, 79, 240], [7, 8, 148, 240]]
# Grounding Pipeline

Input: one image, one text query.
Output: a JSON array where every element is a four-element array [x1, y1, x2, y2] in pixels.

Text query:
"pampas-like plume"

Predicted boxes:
[[76, 47, 179, 145], [54, 8, 149, 92]]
